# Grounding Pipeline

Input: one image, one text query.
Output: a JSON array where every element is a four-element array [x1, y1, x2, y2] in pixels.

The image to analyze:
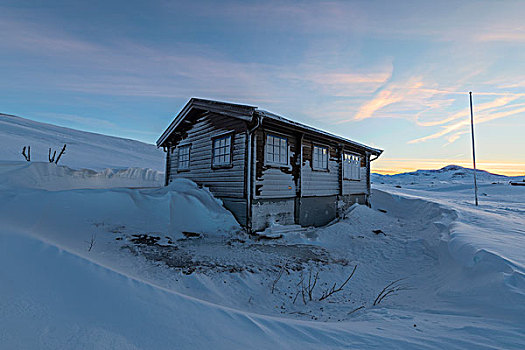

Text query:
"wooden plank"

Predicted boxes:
[[167, 112, 248, 199]]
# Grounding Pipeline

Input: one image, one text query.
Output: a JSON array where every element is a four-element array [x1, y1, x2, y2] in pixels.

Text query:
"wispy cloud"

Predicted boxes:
[[1, 1, 524, 155], [416, 96, 519, 127], [299, 68, 393, 96], [476, 27, 525, 42], [177, 1, 525, 44], [409, 104, 525, 144]]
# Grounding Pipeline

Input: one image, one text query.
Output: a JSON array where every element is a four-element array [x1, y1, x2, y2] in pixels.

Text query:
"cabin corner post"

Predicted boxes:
[[245, 114, 262, 234], [339, 145, 344, 197], [245, 128, 253, 233], [294, 132, 304, 225], [164, 143, 172, 186], [366, 151, 371, 207]]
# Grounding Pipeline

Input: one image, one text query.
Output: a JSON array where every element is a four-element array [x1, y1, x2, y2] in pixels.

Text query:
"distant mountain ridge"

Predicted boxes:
[[372, 165, 524, 184], [0, 113, 164, 170]]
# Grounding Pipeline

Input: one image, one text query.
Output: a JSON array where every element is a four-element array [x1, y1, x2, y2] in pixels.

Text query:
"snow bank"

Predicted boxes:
[[0, 161, 164, 190], [167, 178, 241, 237], [444, 220, 525, 320], [0, 162, 240, 245], [373, 179, 525, 323]]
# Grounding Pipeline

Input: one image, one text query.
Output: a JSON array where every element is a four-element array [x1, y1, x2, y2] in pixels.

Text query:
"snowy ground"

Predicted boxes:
[[0, 116, 524, 349], [0, 113, 164, 170], [1, 161, 524, 349]]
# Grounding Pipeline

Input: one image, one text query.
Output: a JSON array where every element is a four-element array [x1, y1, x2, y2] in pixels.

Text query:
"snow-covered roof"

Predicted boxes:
[[256, 109, 383, 156], [157, 98, 383, 156]]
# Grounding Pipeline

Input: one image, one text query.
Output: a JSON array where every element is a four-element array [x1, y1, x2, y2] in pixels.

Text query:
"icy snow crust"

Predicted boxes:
[[1, 161, 525, 349]]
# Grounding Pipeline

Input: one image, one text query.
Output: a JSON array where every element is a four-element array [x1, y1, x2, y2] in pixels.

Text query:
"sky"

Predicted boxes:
[[1, 0, 524, 175]]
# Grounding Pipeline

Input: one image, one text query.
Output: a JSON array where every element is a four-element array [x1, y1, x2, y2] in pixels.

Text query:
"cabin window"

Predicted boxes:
[[266, 134, 288, 165], [312, 145, 329, 170], [212, 134, 232, 167], [343, 153, 361, 180], [177, 144, 190, 170]]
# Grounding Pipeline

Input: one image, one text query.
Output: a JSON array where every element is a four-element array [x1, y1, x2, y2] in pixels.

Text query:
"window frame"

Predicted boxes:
[[343, 152, 361, 180], [311, 144, 329, 171], [265, 133, 289, 167], [177, 144, 191, 172], [211, 132, 234, 169]]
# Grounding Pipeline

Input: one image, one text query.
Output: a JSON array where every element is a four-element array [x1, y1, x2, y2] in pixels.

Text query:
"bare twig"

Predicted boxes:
[[295, 268, 320, 305], [48, 148, 56, 163], [55, 144, 66, 164], [293, 274, 305, 304], [306, 269, 319, 301], [348, 305, 365, 315], [86, 233, 96, 252], [292, 289, 301, 304], [48, 144, 66, 164], [373, 278, 411, 306], [318, 265, 357, 301], [21, 146, 30, 161], [271, 264, 286, 294]]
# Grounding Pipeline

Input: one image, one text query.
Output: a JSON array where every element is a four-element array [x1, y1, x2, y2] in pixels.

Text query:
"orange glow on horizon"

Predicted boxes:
[[372, 159, 525, 177]]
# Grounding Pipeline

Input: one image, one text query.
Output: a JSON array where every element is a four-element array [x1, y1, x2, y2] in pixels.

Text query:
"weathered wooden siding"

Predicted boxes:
[[168, 112, 247, 199], [301, 140, 340, 197], [253, 128, 298, 199], [342, 167, 368, 195]]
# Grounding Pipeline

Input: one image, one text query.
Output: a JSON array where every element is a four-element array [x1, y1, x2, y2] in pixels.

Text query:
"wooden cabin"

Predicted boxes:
[[157, 98, 383, 232]]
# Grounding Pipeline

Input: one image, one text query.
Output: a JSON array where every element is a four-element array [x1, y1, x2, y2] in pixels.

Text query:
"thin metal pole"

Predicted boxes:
[[469, 92, 479, 206]]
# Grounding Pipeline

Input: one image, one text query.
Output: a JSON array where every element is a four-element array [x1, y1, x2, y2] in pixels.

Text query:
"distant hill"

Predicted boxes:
[[0, 113, 164, 170], [372, 165, 524, 185]]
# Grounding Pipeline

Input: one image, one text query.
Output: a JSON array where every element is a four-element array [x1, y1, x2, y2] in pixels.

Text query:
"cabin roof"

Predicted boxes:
[[157, 98, 383, 156]]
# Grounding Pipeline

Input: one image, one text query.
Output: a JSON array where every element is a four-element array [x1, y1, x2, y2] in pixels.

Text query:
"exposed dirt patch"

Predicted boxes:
[[121, 233, 340, 274]]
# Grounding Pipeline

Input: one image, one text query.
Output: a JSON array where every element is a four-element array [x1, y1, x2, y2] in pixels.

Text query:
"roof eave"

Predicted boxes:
[[156, 98, 256, 147]]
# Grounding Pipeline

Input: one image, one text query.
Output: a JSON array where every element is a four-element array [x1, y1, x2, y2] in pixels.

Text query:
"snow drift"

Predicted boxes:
[[0, 162, 240, 245], [0, 161, 164, 190]]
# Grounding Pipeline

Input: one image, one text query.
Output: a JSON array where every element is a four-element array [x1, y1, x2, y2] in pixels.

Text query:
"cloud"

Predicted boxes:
[[176, 1, 525, 44], [409, 104, 525, 144], [352, 77, 457, 121], [476, 28, 525, 42], [0, 15, 282, 101], [302, 70, 392, 96], [354, 88, 405, 120], [416, 95, 519, 127], [2, 2, 524, 150]]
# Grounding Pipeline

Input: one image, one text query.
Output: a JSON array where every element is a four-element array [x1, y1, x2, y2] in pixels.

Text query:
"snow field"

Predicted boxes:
[[2, 161, 524, 348]]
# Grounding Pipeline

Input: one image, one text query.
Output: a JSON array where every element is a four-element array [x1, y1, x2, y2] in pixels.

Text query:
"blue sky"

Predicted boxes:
[[1, 0, 524, 174]]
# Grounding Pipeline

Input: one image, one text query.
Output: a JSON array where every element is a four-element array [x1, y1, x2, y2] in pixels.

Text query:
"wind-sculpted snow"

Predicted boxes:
[[0, 161, 164, 190], [2, 230, 524, 349], [0, 163, 239, 243], [1, 161, 525, 348], [374, 169, 525, 326]]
